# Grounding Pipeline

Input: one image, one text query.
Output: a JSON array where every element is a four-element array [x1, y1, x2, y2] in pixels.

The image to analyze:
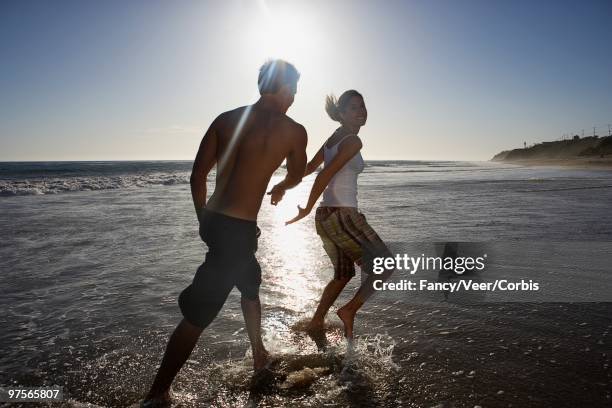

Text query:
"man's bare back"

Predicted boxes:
[[190, 103, 307, 221]]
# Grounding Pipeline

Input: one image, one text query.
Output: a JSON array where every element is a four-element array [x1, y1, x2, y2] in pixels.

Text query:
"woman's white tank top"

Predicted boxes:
[[320, 134, 365, 208]]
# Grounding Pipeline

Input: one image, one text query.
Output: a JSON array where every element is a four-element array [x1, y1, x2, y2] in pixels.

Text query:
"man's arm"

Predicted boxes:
[[304, 145, 324, 177], [190, 118, 219, 221], [268, 124, 307, 205]]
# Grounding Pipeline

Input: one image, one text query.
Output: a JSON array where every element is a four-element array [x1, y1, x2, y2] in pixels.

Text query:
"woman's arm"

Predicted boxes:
[[304, 146, 324, 177], [286, 136, 363, 225]]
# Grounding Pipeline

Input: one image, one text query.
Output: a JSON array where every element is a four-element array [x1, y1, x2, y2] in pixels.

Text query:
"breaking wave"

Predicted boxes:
[[0, 172, 190, 196]]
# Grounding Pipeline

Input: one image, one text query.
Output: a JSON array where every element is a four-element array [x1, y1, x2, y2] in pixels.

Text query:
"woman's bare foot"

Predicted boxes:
[[337, 306, 356, 339], [305, 321, 328, 351], [305, 319, 325, 335]]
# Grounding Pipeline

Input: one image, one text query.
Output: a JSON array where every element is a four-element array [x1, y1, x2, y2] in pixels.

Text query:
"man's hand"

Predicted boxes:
[[285, 205, 312, 225], [267, 184, 286, 206], [197, 205, 206, 224]]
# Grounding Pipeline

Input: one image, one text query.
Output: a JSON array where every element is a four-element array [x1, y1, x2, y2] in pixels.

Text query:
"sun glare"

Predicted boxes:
[[246, 0, 324, 77]]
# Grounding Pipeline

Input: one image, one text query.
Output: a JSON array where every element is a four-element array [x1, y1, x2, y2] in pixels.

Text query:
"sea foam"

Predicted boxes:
[[0, 173, 190, 196]]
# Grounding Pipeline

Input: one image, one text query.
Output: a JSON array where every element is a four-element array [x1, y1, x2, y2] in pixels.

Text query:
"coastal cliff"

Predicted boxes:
[[492, 135, 612, 166]]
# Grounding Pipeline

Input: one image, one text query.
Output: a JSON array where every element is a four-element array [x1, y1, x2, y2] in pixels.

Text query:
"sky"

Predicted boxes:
[[1, 0, 611, 161]]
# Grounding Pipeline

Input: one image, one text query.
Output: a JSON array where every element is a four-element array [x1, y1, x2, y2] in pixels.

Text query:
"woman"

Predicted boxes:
[[286, 90, 393, 339]]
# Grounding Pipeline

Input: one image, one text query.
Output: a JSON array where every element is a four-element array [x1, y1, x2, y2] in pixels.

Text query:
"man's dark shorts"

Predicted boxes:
[[178, 209, 261, 329]]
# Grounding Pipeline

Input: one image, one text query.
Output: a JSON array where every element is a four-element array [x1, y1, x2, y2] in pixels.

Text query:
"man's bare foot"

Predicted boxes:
[[337, 306, 356, 339], [253, 348, 270, 371], [141, 389, 172, 408]]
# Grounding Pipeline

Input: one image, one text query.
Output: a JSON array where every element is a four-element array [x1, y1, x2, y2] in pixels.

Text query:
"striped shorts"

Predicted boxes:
[[315, 207, 391, 280]]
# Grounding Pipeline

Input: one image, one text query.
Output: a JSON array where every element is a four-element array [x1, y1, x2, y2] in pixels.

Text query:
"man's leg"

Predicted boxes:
[[145, 318, 203, 401], [308, 276, 351, 331], [241, 295, 269, 370]]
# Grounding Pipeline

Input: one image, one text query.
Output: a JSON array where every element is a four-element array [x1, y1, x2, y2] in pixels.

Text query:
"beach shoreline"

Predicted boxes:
[[492, 156, 612, 170], [2, 161, 612, 407]]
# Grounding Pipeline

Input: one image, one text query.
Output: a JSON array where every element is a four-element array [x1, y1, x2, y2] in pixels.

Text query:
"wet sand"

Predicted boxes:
[[2, 161, 612, 407]]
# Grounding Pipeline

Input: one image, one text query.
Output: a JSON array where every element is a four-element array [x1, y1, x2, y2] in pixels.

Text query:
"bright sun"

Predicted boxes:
[[245, 0, 324, 77]]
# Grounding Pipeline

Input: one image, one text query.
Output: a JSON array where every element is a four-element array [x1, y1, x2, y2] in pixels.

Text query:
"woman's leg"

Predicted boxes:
[[308, 275, 351, 330], [311, 210, 354, 331], [335, 211, 395, 338], [337, 266, 393, 338]]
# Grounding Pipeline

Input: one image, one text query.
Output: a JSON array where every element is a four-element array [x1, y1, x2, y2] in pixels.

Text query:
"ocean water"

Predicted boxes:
[[1, 161, 611, 407]]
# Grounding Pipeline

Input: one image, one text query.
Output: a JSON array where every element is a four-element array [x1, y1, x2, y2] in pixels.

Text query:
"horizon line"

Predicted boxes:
[[0, 158, 492, 163]]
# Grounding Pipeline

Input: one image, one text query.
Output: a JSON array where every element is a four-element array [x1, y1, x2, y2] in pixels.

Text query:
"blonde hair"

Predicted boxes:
[[325, 90, 363, 123]]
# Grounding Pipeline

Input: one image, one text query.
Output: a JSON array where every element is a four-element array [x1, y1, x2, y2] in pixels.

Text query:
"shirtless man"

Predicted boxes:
[[142, 59, 307, 406]]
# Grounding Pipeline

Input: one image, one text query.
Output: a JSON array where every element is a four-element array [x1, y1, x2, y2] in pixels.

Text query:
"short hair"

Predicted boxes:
[[325, 90, 363, 122], [258, 59, 300, 95]]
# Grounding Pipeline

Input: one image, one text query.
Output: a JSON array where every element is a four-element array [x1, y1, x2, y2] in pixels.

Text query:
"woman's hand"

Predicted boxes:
[[285, 205, 311, 225]]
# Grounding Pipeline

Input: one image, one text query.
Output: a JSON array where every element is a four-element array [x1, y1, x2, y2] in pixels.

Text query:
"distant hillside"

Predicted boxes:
[[492, 135, 612, 162]]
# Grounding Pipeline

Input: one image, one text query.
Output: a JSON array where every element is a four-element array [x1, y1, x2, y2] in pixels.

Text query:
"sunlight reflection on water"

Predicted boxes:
[[3, 163, 612, 407], [259, 176, 322, 314]]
